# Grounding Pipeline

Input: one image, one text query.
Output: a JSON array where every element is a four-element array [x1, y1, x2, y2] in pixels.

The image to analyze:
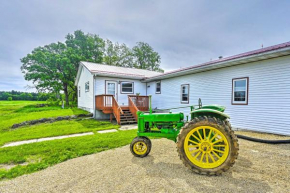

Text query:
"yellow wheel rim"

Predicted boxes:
[[133, 141, 148, 155], [184, 126, 230, 169]]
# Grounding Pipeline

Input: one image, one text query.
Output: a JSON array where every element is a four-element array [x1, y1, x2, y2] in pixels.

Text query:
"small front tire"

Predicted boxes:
[[130, 137, 152, 158]]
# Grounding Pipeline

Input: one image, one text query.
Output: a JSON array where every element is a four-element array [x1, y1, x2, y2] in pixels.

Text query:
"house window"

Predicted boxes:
[[181, 84, 189, 103], [232, 77, 248, 105], [85, 82, 89, 92], [156, 81, 161, 94], [78, 86, 81, 97], [121, 82, 134, 94]]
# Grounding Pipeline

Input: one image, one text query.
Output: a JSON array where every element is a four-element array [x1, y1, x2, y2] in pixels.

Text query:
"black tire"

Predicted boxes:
[[130, 137, 152, 158], [177, 116, 239, 175]]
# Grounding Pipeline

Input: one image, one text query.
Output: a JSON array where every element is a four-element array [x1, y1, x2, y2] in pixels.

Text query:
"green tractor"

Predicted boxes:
[[130, 97, 239, 175]]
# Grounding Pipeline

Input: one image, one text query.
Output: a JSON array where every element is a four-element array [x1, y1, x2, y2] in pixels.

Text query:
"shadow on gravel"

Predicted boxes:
[[132, 155, 272, 193], [275, 144, 290, 151]]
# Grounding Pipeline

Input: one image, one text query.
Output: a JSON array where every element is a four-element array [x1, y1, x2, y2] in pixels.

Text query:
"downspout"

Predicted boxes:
[[146, 82, 147, 96]]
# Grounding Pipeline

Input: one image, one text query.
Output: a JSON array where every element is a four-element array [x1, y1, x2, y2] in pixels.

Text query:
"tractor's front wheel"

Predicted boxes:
[[130, 137, 152, 158], [177, 116, 239, 175]]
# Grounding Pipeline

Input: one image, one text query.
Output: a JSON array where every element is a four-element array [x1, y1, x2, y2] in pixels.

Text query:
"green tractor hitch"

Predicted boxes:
[[130, 96, 239, 175]]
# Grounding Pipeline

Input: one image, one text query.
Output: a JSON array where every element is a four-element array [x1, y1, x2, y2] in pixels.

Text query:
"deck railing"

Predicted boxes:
[[112, 97, 123, 124], [95, 95, 123, 124], [128, 97, 139, 121], [128, 95, 149, 111], [128, 95, 149, 120]]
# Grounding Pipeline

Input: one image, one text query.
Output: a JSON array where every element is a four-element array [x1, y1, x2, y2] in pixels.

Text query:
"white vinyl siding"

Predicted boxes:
[[77, 66, 94, 113], [147, 55, 290, 135]]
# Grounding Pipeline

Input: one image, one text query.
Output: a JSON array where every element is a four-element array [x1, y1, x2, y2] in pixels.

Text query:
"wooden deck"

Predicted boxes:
[[95, 95, 149, 125]]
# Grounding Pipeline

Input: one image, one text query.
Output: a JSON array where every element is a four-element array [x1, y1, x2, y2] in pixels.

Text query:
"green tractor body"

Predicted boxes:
[[136, 103, 228, 142], [130, 96, 239, 175], [137, 111, 184, 141]]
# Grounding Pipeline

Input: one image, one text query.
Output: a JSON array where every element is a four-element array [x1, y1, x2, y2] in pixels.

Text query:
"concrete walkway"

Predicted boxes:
[[97, 129, 118, 134], [2, 124, 137, 148], [119, 124, 137, 130], [2, 132, 94, 148]]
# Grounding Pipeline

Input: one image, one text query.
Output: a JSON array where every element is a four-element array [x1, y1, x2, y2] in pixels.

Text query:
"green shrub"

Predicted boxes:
[[7, 97, 12, 101], [46, 97, 60, 106]]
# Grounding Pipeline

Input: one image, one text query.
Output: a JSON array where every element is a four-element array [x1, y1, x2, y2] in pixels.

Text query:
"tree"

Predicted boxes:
[[1, 92, 11, 100], [21, 42, 71, 104], [0, 91, 53, 101], [118, 43, 135, 68], [65, 30, 105, 64], [103, 40, 134, 67], [21, 30, 105, 106], [132, 42, 163, 72]]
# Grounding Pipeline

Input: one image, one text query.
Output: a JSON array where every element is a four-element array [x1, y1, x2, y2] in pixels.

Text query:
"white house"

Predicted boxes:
[[75, 41, 290, 135]]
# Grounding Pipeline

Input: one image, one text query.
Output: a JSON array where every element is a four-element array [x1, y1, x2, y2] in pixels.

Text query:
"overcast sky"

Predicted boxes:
[[1, 0, 290, 92]]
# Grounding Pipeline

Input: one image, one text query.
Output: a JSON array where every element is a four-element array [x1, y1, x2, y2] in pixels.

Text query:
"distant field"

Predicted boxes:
[[0, 101, 135, 180]]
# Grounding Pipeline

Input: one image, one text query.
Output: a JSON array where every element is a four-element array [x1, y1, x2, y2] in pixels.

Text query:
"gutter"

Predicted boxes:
[[93, 73, 146, 80]]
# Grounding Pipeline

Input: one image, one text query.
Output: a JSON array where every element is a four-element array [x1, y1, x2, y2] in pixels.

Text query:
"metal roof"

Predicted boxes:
[[81, 62, 163, 78], [143, 41, 290, 82]]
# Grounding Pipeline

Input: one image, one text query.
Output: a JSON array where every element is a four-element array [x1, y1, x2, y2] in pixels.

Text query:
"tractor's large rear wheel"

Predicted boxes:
[[177, 116, 239, 175]]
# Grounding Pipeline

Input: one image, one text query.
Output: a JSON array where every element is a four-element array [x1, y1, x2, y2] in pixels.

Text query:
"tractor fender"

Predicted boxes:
[[191, 108, 230, 119]]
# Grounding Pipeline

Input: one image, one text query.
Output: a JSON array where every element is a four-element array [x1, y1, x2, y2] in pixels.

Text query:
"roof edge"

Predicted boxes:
[[74, 62, 83, 86], [143, 41, 290, 82]]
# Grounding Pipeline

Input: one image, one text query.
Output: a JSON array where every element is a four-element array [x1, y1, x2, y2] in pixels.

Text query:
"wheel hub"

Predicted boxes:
[[136, 143, 144, 151], [133, 141, 148, 155], [200, 142, 211, 152]]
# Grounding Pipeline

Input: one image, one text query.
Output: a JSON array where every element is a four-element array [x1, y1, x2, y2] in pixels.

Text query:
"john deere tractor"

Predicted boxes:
[[130, 97, 239, 175]]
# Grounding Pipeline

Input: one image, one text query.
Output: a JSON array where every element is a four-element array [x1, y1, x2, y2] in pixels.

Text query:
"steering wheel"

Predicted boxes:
[[198, 98, 202, 108]]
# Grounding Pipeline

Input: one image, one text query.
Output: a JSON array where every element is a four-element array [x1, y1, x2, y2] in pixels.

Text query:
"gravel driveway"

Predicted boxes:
[[0, 131, 289, 193]]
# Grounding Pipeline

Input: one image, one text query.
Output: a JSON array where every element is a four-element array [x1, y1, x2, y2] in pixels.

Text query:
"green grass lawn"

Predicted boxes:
[[0, 101, 89, 131], [0, 101, 136, 180], [0, 130, 137, 180]]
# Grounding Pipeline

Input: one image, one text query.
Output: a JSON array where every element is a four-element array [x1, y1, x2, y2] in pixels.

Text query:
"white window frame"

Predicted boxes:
[[120, 81, 134, 94], [85, 81, 89, 92], [232, 77, 249, 105], [181, 84, 189, 104], [156, 81, 161, 94]]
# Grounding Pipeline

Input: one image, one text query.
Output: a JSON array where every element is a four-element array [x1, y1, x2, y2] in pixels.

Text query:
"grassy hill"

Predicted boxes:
[[0, 101, 136, 180]]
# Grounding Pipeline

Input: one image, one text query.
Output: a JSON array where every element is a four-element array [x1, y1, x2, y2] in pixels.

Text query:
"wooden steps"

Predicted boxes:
[[95, 95, 149, 125], [120, 109, 137, 125]]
